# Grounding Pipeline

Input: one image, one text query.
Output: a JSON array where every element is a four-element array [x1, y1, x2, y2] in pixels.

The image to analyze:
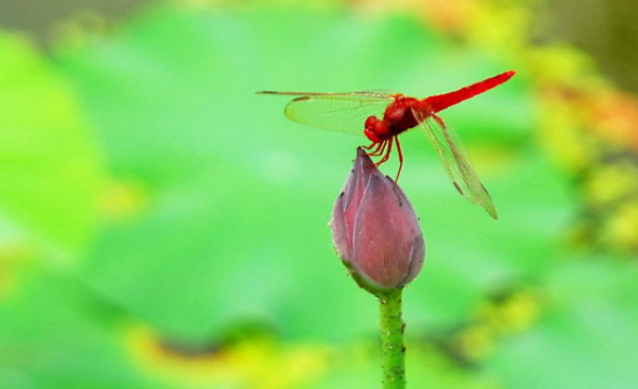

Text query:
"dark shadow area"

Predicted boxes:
[[0, 0, 156, 47]]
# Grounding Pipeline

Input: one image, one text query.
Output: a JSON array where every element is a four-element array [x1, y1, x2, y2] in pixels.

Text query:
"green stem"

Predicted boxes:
[[379, 288, 406, 389]]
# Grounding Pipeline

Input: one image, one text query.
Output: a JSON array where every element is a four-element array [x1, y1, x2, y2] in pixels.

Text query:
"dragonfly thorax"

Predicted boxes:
[[383, 96, 421, 132]]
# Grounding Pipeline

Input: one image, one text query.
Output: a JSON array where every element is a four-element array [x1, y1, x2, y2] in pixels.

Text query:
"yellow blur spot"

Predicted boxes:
[[477, 291, 540, 336], [0, 241, 33, 299], [100, 180, 148, 222], [467, 4, 530, 54], [603, 202, 638, 251], [585, 164, 638, 206], [454, 324, 494, 361], [126, 325, 329, 389], [464, 289, 540, 361], [527, 46, 602, 89], [494, 292, 540, 334], [537, 98, 599, 171]]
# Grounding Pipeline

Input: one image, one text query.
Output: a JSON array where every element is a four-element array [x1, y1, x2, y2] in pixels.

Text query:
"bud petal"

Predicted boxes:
[[331, 148, 425, 293]]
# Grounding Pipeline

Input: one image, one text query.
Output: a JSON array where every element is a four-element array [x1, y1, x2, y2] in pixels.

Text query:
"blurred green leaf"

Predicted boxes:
[[0, 268, 172, 389], [485, 259, 638, 389], [0, 32, 102, 257], [53, 4, 569, 341]]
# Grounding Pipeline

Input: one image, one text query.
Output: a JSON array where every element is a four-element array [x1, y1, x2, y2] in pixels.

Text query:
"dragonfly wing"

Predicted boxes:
[[260, 92, 394, 134], [412, 108, 497, 219]]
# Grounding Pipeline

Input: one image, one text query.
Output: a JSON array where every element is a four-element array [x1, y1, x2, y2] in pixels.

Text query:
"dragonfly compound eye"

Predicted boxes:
[[364, 116, 390, 141]]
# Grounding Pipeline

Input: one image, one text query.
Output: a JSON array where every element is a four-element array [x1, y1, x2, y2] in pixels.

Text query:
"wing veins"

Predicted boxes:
[[282, 94, 392, 134], [412, 108, 497, 219]]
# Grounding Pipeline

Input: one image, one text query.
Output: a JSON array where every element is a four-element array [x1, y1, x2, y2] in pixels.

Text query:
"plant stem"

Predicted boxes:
[[379, 288, 406, 389]]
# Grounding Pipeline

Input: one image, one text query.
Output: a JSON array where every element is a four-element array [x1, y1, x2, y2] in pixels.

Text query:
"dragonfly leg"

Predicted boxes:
[[394, 135, 403, 182], [375, 137, 393, 166], [368, 140, 387, 157], [362, 141, 375, 150], [363, 139, 386, 157]]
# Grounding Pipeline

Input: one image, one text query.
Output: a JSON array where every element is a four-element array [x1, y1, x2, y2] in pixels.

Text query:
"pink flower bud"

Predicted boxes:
[[330, 147, 425, 293]]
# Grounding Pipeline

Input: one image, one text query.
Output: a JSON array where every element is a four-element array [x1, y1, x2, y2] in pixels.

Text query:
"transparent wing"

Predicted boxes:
[[412, 108, 497, 219], [258, 91, 395, 134]]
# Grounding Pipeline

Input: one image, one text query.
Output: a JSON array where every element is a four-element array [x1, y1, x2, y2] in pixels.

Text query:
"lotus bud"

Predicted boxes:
[[330, 147, 425, 294]]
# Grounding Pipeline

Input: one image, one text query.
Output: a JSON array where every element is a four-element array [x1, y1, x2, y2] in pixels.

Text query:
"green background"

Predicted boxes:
[[0, 1, 636, 389]]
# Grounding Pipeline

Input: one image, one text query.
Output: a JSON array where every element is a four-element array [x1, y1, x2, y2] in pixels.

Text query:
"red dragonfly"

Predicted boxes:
[[258, 71, 515, 219]]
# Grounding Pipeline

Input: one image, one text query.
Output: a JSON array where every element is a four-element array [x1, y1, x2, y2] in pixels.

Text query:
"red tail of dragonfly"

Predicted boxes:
[[258, 71, 515, 219]]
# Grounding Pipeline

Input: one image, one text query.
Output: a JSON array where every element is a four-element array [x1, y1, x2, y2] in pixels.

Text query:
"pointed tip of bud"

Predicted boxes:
[[331, 148, 425, 294]]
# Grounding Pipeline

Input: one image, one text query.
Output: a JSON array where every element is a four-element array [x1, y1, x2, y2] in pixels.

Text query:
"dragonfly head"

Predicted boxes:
[[364, 116, 390, 143]]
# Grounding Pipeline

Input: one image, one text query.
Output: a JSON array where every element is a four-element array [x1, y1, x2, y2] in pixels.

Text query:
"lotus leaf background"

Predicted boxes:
[[0, 1, 637, 389]]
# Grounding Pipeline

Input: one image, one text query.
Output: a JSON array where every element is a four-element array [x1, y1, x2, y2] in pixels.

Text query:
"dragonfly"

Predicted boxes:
[[258, 71, 515, 219]]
